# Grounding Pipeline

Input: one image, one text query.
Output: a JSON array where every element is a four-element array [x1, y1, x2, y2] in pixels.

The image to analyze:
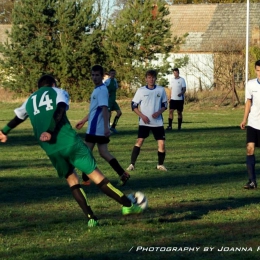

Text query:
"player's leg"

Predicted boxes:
[[72, 142, 142, 215], [152, 126, 167, 171], [66, 171, 98, 226], [177, 100, 184, 130], [87, 168, 142, 215], [97, 142, 130, 185], [244, 126, 257, 189], [49, 151, 98, 226], [127, 126, 148, 170], [81, 141, 96, 185], [110, 102, 121, 133], [166, 100, 174, 130]]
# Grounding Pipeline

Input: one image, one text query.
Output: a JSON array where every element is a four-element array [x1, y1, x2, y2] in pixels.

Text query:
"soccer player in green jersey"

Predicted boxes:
[[104, 69, 122, 134], [0, 74, 142, 227]]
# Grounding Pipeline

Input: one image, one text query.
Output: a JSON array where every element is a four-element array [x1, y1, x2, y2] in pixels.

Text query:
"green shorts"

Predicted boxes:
[[48, 140, 96, 178], [108, 100, 120, 112]]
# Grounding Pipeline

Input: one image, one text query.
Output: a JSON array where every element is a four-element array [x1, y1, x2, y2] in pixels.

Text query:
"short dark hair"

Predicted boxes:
[[91, 64, 104, 76], [38, 74, 57, 88], [255, 60, 260, 67], [145, 69, 157, 78], [109, 69, 116, 73], [173, 68, 179, 72]]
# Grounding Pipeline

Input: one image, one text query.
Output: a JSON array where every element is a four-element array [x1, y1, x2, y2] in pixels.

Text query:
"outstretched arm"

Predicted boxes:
[[0, 116, 26, 143]]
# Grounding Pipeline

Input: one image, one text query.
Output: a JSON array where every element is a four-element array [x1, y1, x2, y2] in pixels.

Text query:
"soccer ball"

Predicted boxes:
[[127, 191, 148, 210]]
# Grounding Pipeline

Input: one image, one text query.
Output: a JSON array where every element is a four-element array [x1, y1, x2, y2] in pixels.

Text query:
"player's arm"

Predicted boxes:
[[131, 102, 150, 124], [40, 102, 67, 142], [75, 114, 89, 130], [0, 116, 26, 143], [152, 101, 167, 119], [240, 99, 252, 130]]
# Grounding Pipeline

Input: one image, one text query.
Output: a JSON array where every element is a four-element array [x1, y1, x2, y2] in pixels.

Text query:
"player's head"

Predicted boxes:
[[109, 69, 116, 78], [38, 74, 57, 88], [255, 60, 260, 80], [91, 65, 104, 86], [145, 69, 157, 87], [173, 68, 180, 78], [255, 60, 260, 68], [145, 69, 157, 78], [91, 65, 104, 76]]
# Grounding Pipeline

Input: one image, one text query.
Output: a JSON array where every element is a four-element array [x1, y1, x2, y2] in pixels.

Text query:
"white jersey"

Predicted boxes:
[[246, 78, 260, 130], [87, 84, 109, 136], [169, 76, 186, 100], [132, 85, 167, 127]]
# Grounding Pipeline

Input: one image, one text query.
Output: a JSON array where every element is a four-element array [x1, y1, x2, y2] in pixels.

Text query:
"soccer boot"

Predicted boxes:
[[122, 203, 143, 215], [127, 164, 135, 171], [88, 218, 99, 227], [244, 181, 257, 189], [110, 127, 119, 134], [165, 126, 172, 130], [157, 165, 167, 171], [119, 172, 130, 186]]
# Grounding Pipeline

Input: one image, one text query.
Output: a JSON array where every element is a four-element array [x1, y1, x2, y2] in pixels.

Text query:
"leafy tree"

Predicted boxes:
[[0, 0, 14, 24], [167, 0, 260, 4], [0, 0, 104, 101], [103, 0, 186, 91]]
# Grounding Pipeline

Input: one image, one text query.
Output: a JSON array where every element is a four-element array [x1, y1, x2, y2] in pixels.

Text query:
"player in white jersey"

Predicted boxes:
[[166, 68, 186, 131], [76, 65, 130, 186], [240, 60, 260, 189], [127, 69, 168, 171]]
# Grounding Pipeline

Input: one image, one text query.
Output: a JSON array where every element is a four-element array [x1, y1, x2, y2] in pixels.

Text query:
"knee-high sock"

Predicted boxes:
[[158, 151, 165, 165], [111, 115, 120, 128], [97, 178, 131, 207], [168, 118, 173, 127], [178, 118, 182, 129], [109, 158, 125, 176], [70, 184, 96, 220], [131, 146, 140, 165], [247, 155, 256, 182]]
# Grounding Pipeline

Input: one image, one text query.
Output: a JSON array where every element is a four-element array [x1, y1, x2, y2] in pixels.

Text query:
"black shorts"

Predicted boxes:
[[85, 134, 110, 144], [137, 125, 165, 140], [247, 126, 260, 147], [169, 100, 184, 111]]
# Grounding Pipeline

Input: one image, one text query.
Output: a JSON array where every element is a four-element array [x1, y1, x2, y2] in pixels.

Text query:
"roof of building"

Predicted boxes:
[[168, 3, 260, 52]]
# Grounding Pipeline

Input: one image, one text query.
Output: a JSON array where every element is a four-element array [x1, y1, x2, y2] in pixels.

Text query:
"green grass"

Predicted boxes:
[[1, 101, 260, 260]]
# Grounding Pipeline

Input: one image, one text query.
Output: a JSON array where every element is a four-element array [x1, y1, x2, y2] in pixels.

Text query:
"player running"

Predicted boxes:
[[0, 74, 142, 227]]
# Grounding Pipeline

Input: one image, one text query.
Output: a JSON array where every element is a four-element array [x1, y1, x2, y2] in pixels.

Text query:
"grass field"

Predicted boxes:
[[1, 101, 260, 260]]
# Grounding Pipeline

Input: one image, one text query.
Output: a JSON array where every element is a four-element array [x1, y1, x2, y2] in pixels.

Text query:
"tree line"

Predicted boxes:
[[0, 0, 185, 101]]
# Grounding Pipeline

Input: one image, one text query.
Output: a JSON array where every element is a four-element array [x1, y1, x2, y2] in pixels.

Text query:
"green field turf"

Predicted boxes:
[[1, 101, 260, 260]]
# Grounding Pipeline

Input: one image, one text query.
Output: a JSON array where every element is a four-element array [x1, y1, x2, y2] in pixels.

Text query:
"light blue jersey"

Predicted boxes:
[[87, 84, 109, 136]]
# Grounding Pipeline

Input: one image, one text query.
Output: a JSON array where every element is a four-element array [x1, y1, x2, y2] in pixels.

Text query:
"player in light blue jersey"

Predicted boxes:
[[76, 65, 130, 186], [127, 69, 168, 171]]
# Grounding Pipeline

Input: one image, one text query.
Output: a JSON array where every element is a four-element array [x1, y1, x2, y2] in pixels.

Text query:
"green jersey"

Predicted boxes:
[[105, 78, 118, 102], [14, 86, 79, 155]]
